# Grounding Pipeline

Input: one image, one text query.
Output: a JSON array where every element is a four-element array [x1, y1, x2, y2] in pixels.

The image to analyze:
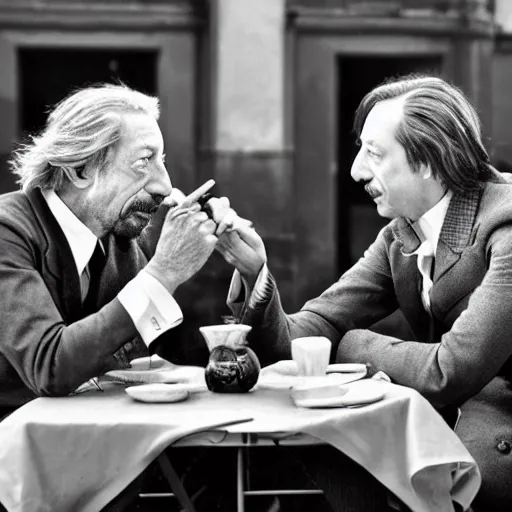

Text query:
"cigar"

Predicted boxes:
[[181, 179, 216, 207], [197, 192, 253, 231], [184, 178, 254, 231]]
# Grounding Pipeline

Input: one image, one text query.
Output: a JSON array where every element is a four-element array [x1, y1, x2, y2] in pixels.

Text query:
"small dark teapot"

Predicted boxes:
[[200, 324, 261, 393]]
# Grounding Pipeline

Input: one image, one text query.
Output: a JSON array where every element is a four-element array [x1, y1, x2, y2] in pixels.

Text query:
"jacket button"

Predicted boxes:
[[496, 441, 511, 454]]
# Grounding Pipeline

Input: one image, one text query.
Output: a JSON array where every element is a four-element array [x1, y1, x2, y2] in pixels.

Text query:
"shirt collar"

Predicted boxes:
[[416, 190, 453, 253], [41, 189, 99, 276]]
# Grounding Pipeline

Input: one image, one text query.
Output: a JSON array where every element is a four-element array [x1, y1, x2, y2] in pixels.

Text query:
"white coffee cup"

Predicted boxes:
[[291, 336, 332, 377]]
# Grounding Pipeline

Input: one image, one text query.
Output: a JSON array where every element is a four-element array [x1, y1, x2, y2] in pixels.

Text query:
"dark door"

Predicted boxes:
[[19, 48, 158, 136]]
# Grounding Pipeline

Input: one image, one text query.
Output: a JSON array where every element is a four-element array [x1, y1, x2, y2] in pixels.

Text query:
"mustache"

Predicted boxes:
[[125, 195, 164, 216], [364, 183, 381, 199]]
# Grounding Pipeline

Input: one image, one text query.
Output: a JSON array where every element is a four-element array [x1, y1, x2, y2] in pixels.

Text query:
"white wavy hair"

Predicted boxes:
[[10, 83, 160, 191]]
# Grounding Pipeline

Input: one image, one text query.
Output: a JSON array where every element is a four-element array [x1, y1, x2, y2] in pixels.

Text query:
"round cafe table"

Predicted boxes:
[[0, 376, 480, 512]]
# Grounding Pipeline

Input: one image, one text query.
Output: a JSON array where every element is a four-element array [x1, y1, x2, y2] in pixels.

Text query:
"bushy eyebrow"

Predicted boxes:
[[141, 142, 164, 153], [135, 142, 161, 157], [360, 138, 383, 150], [142, 143, 156, 152]]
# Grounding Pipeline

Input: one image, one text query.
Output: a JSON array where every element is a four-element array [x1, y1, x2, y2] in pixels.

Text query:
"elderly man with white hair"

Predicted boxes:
[[0, 83, 240, 413]]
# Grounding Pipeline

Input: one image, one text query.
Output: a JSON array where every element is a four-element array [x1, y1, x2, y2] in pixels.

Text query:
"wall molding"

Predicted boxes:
[[288, 7, 495, 37], [0, 1, 206, 30]]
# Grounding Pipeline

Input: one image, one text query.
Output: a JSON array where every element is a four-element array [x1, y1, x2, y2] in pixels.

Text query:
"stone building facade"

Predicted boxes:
[[0, 0, 503, 363]]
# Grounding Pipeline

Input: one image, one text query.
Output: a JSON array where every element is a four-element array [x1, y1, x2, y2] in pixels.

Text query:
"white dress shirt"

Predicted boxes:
[[412, 190, 453, 310], [41, 189, 183, 347]]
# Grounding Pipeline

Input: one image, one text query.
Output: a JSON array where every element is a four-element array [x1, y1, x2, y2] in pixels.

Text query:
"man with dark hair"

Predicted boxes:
[[217, 75, 512, 511]]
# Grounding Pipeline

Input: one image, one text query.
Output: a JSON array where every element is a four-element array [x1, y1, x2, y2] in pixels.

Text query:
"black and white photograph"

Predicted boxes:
[[0, 1, 509, 511]]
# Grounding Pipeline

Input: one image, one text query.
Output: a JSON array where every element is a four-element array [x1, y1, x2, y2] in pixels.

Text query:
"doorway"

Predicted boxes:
[[18, 48, 158, 136], [337, 55, 442, 273]]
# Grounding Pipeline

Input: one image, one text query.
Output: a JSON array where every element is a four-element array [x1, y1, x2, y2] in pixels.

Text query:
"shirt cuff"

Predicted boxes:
[[247, 263, 272, 310], [118, 269, 183, 346], [227, 264, 271, 317]]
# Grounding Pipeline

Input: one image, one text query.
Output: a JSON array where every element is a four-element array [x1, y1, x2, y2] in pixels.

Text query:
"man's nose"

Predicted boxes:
[[146, 160, 173, 198], [350, 149, 371, 182]]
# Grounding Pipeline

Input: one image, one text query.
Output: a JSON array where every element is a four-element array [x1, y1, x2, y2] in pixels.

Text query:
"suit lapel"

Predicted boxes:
[[433, 188, 482, 282], [26, 188, 83, 322], [391, 218, 433, 338], [391, 217, 422, 255], [392, 188, 482, 334]]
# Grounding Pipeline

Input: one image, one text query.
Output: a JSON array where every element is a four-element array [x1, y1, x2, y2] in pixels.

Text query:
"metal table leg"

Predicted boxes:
[[157, 452, 198, 512], [237, 447, 245, 512]]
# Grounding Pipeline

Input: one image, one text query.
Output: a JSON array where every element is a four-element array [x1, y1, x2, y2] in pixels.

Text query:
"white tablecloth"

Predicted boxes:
[[0, 379, 480, 512]]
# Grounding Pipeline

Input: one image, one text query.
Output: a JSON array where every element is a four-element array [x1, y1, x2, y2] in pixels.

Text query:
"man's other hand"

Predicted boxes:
[[216, 224, 267, 290], [145, 202, 217, 293]]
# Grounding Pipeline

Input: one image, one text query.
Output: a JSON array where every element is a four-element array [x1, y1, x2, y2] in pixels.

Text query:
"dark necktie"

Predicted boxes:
[[82, 241, 106, 315]]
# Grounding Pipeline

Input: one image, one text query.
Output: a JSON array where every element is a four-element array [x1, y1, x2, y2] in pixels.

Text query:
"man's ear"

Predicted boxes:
[[421, 164, 433, 180], [62, 165, 96, 190]]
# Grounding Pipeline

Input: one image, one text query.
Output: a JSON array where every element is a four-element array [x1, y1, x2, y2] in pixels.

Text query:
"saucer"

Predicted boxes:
[[105, 360, 206, 385], [293, 387, 384, 408], [291, 382, 385, 409], [125, 383, 195, 403], [327, 363, 368, 374], [257, 370, 366, 390]]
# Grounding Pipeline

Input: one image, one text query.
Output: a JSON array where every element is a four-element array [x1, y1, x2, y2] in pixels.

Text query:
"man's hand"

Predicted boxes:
[[203, 196, 253, 236], [145, 181, 218, 293], [216, 224, 267, 290]]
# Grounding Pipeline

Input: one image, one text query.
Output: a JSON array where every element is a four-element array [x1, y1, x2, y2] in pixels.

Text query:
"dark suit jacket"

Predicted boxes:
[[242, 175, 512, 510], [0, 188, 170, 407]]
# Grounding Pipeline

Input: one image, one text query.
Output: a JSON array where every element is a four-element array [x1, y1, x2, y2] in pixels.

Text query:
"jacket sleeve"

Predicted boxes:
[[238, 226, 399, 365], [338, 223, 512, 408], [0, 230, 140, 397]]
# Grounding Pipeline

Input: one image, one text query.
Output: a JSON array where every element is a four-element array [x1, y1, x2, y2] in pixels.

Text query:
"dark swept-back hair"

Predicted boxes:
[[353, 74, 494, 193]]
